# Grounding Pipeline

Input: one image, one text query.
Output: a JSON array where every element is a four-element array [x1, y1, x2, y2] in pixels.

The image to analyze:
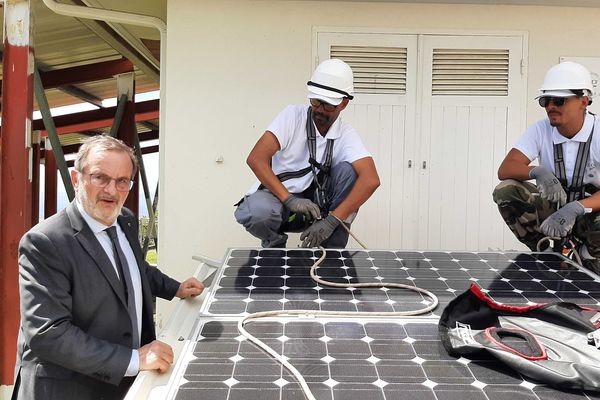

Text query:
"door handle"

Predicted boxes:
[[408, 160, 412, 168], [422, 161, 427, 169]]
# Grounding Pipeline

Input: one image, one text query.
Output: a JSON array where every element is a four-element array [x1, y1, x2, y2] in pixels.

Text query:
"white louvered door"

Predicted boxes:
[[317, 32, 419, 249], [418, 35, 524, 251], [317, 32, 525, 251]]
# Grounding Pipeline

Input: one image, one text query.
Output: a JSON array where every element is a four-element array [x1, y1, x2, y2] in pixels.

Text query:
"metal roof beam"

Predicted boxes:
[[58, 130, 158, 155], [136, 129, 159, 142], [40, 58, 134, 89], [32, 98, 159, 133], [3, 58, 133, 105], [109, 93, 128, 137], [61, 0, 160, 82], [58, 131, 158, 155], [57, 85, 104, 107], [34, 67, 76, 201], [141, 121, 158, 131], [63, 144, 158, 167]]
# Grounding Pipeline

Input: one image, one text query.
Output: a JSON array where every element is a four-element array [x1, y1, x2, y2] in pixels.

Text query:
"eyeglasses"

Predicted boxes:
[[83, 172, 134, 192], [310, 98, 338, 112], [538, 96, 573, 108]]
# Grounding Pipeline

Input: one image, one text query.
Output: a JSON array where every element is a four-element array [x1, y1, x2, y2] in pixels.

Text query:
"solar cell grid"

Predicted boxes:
[[205, 249, 600, 316], [172, 249, 600, 400], [175, 318, 600, 400]]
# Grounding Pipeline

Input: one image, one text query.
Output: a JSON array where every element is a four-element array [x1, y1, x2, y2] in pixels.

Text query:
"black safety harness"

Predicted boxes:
[[259, 107, 335, 212], [553, 115, 597, 202], [306, 107, 334, 212]]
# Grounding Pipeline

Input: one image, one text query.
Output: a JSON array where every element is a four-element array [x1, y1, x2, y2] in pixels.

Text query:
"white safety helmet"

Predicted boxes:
[[538, 61, 594, 103], [307, 59, 354, 106]]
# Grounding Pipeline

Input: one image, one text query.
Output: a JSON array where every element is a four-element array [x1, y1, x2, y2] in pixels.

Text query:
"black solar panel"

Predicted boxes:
[[169, 249, 600, 400]]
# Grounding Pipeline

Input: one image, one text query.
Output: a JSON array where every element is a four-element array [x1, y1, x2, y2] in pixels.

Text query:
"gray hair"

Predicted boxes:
[[74, 135, 139, 177]]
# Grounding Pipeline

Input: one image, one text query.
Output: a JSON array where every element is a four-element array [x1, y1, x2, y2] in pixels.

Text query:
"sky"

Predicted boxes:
[[37, 91, 160, 220]]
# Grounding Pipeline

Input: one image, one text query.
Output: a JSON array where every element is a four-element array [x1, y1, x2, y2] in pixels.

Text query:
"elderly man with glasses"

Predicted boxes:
[[493, 61, 600, 272], [13, 135, 204, 400], [235, 59, 380, 248]]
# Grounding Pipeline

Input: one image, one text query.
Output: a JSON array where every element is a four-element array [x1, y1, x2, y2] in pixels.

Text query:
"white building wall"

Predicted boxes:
[[156, 0, 600, 323]]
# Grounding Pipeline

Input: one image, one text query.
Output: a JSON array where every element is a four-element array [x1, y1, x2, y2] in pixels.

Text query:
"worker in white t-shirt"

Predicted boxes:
[[235, 59, 380, 248], [493, 61, 600, 272]]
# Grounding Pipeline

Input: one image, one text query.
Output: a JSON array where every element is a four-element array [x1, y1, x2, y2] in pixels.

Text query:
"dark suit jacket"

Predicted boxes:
[[12, 202, 181, 400]]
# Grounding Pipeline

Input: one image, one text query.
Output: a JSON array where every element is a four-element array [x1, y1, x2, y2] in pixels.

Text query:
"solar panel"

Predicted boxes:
[[167, 249, 600, 400]]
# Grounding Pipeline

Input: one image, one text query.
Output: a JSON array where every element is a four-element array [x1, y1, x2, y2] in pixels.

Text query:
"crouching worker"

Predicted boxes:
[[235, 59, 380, 248], [493, 61, 600, 273]]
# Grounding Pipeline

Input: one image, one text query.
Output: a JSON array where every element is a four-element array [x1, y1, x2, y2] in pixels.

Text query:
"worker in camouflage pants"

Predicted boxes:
[[492, 180, 555, 251], [493, 179, 600, 270], [493, 61, 600, 274]]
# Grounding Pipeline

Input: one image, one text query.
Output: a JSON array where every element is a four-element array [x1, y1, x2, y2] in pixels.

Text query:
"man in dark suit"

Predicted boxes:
[[12, 135, 205, 400]]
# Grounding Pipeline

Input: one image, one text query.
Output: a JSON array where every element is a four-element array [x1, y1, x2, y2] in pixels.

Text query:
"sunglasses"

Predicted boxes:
[[310, 98, 338, 112], [538, 96, 573, 108]]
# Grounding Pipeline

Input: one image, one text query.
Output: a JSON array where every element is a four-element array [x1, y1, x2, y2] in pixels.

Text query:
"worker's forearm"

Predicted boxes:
[[248, 161, 289, 201], [498, 163, 534, 181], [579, 193, 600, 212]]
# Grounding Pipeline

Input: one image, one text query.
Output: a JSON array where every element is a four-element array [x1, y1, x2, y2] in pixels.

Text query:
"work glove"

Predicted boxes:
[[529, 166, 567, 206], [283, 195, 321, 220], [300, 215, 340, 248], [539, 201, 585, 238]]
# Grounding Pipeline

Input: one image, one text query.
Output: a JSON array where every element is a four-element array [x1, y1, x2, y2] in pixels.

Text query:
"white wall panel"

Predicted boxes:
[[418, 34, 526, 252]]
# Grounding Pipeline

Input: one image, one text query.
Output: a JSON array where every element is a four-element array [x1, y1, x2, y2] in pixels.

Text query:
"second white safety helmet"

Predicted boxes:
[[307, 59, 354, 106], [538, 61, 594, 100]]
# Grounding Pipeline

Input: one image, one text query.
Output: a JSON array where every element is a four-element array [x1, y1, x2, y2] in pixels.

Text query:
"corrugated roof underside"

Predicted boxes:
[[1, 1, 159, 110]]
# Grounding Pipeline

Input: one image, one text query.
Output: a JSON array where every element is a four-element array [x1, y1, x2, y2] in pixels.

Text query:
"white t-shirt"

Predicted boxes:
[[515, 112, 600, 188], [248, 104, 371, 194]]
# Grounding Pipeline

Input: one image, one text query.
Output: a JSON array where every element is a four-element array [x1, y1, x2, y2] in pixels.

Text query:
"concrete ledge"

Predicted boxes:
[[1, 385, 14, 400]]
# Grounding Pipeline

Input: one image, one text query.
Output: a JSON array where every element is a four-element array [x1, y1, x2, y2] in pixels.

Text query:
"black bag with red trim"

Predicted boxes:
[[439, 284, 600, 391]]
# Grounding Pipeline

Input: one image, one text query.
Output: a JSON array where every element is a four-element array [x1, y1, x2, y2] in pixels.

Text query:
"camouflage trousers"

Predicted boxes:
[[492, 179, 600, 257]]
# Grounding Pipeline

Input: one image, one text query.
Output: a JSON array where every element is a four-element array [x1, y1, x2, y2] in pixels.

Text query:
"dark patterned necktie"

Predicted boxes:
[[105, 226, 140, 348]]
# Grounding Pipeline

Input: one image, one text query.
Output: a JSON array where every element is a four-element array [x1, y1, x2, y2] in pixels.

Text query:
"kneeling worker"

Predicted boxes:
[[235, 59, 380, 248], [493, 61, 600, 272]]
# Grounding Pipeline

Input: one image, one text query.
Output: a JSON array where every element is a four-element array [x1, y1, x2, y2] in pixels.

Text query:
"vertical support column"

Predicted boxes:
[[0, 0, 34, 385], [44, 137, 58, 218], [116, 73, 139, 216], [31, 131, 41, 225]]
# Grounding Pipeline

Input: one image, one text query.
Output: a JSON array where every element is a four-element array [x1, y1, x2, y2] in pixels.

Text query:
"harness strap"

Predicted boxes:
[[553, 115, 596, 202], [306, 107, 334, 173], [257, 167, 312, 191], [306, 107, 335, 211], [257, 108, 335, 197]]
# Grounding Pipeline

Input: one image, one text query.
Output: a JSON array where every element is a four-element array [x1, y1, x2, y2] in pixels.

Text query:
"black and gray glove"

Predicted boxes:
[[300, 215, 340, 248], [529, 166, 567, 206], [283, 195, 321, 220], [539, 201, 585, 238]]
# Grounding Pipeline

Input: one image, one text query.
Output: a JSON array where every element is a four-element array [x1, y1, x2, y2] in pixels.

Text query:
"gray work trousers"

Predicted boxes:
[[235, 162, 357, 248]]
